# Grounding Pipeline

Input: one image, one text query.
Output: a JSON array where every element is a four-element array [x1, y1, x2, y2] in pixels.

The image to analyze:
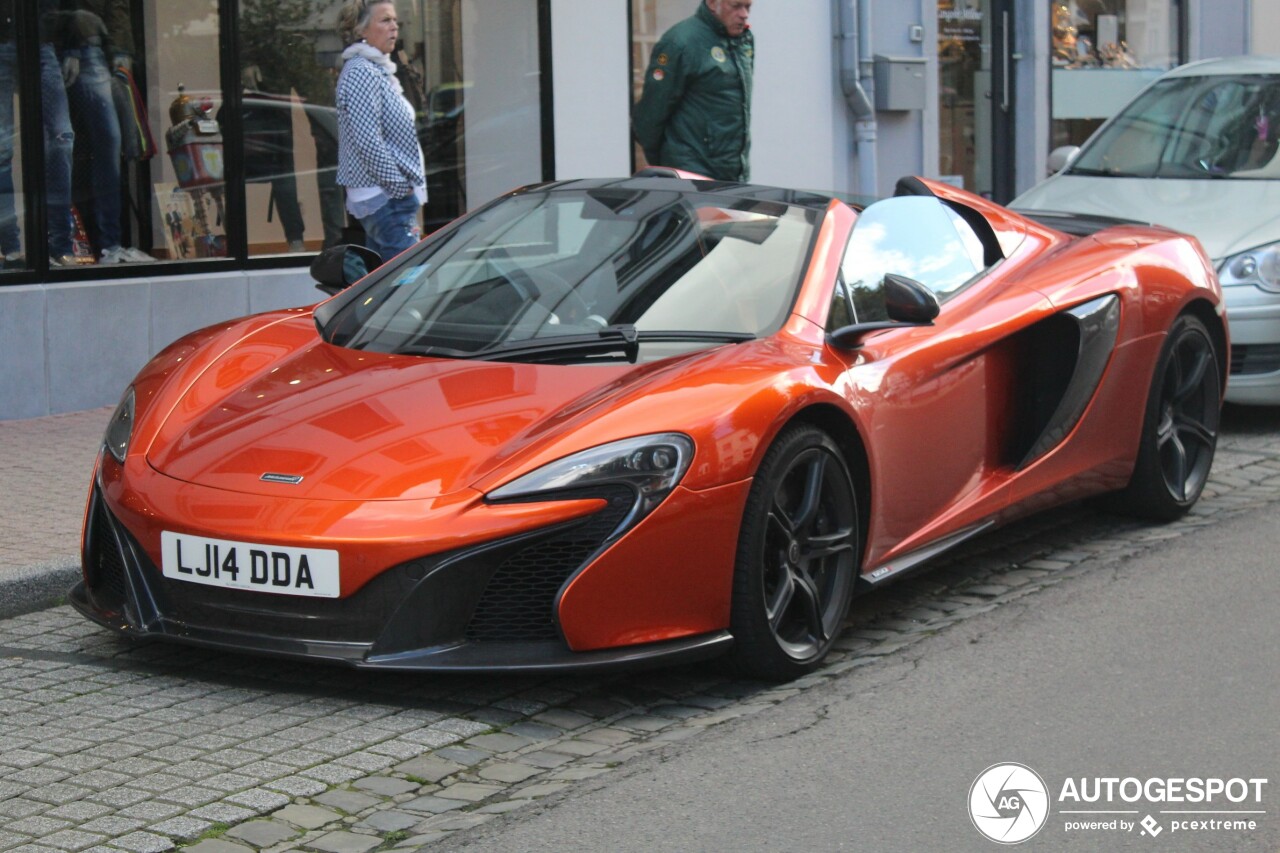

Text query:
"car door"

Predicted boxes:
[[834, 195, 1053, 569]]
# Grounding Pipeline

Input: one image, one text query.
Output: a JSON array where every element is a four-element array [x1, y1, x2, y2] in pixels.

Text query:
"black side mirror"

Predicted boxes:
[[311, 244, 383, 296], [827, 273, 940, 349]]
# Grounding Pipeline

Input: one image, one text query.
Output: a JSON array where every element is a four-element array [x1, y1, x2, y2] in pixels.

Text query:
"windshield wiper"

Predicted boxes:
[[470, 325, 755, 364]]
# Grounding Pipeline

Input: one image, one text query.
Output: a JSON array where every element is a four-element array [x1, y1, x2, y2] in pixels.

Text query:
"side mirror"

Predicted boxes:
[[1047, 145, 1081, 175], [311, 244, 383, 296], [827, 273, 940, 349]]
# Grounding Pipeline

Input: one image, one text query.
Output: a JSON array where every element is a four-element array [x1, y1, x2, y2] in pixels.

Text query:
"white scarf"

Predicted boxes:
[[341, 41, 404, 96]]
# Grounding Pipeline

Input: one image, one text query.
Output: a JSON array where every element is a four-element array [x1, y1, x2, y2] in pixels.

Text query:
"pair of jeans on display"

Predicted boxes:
[[0, 42, 75, 261], [63, 44, 122, 254], [356, 193, 421, 264]]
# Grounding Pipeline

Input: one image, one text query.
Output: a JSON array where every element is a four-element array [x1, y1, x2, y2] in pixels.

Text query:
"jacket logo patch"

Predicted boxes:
[[656, 53, 669, 66], [710, 46, 727, 63], [652, 69, 666, 82]]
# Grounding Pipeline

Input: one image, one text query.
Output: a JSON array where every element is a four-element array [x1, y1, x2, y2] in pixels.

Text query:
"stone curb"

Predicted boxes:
[[0, 561, 79, 621]]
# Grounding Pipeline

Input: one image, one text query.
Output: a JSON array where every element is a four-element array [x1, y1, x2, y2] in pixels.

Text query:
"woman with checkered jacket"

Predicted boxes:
[[335, 0, 426, 264]]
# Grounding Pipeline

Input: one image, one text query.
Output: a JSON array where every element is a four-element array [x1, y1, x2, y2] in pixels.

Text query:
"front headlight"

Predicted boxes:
[[104, 387, 135, 464], [1218, 241, 1280, 293], [488, 433, 694, 538]]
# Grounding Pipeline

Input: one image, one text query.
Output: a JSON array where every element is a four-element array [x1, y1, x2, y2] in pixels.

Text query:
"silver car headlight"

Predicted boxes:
[[1219, 241, 1280, 293], [104, 387, 135, 464], [488, 433, 694, 539]]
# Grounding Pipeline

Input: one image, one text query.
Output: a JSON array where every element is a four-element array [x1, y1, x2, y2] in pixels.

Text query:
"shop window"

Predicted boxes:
[[1050, 0, 1182, 149], [4, 0, 545, 276], [630, 0, 692, 171], [0, 4, 29, 271]]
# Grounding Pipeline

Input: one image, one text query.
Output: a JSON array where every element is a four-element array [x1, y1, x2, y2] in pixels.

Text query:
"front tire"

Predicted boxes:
[[727, 425, 860, 681], [1111, 313, 1221, 521]]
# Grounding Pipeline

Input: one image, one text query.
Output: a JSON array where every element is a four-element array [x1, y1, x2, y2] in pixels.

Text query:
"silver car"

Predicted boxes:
[[1013, 55, 1280, 405]]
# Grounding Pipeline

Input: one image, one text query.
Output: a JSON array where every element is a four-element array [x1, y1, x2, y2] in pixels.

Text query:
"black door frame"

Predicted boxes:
[[989, 0, 1016, 203]]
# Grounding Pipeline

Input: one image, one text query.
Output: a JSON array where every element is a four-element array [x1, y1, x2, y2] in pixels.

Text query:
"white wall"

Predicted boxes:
[[550, 0, 632, 177], [1255, 0, 1280, 54], [749, 1, 847, 193], [0, 269, 317, 419]]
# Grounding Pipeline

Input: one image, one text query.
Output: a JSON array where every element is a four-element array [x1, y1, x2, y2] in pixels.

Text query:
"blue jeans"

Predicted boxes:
[[0, 42, 74, 257], [357, 193, 421, 263], [63, 45, 121, 251], [0, 41, 19, 255]]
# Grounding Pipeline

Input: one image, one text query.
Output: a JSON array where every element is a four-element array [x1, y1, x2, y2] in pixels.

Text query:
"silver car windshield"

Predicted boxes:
[[1069, 74, 1280, 180], [326, 187, 819, 362]]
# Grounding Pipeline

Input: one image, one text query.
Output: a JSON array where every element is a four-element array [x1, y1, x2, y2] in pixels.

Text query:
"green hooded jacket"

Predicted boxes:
[[633, 2, 754, 182]]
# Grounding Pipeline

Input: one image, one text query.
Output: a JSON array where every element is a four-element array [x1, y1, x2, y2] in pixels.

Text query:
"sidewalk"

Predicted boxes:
[[0, 407, 112, 616]]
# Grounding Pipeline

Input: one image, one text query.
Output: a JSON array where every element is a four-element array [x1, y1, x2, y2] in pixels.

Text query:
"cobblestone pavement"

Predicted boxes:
[[1, 408, 1279, 853]]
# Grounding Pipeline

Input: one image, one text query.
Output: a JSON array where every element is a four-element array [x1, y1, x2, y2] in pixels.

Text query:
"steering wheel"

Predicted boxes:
[[505, 266, 592, 325]]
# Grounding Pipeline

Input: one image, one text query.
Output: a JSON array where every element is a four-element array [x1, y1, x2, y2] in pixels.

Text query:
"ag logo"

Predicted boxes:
[[969, 763, 1050, 844]]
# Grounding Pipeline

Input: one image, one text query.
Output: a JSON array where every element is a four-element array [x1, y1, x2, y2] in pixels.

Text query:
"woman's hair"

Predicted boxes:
[[337, 0, 392, 46]]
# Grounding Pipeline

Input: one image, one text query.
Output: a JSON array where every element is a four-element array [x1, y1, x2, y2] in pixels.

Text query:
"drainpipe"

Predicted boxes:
[[836, 0, 878, 197]]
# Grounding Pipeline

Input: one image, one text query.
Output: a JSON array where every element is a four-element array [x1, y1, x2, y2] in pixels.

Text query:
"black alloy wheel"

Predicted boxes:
[[728, 425, 859, 681], [1111, 313, 1220, 521]]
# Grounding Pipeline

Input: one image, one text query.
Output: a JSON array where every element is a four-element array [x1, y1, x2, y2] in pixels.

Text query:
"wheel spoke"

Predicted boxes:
[[789, 454, 827, 532], [792, 568, 828, 644], [803, 529, 856, 562], [1173, 412, 1216, 454], [765, 566, 796, 630], [1171, 344, 1211, 404], [766, 504, 793, 540], [1161, 434, 1190, 500]]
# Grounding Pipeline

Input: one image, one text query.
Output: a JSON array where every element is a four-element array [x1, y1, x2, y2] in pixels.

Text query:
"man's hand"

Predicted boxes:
[[61, 56, 80, 88]]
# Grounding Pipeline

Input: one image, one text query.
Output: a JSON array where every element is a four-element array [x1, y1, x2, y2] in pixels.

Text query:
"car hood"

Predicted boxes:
[[1012, 175, 1280, 262], [146, 318, 670, 501]]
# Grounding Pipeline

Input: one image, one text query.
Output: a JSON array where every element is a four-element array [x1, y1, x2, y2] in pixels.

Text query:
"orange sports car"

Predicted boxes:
[[72, 173, 1225, 680]]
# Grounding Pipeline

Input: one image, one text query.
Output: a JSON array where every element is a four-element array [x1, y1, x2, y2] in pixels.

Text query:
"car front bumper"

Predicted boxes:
[[72, 482, 733, 673], [1223, 284, 1280, 405]]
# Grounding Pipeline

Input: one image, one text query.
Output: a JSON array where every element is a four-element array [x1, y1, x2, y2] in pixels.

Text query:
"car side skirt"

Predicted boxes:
[[857, 520, 995, 591]]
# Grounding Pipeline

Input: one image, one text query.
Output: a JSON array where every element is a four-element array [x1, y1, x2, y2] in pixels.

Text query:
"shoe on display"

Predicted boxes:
[[288, 240, 307, 253], [121, 246, 156, 263], [100, 246, 127, 264], [50, 254, 81, 267]]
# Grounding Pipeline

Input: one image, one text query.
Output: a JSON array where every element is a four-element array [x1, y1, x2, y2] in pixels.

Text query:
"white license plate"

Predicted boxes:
[[161, 532, 340, 598]]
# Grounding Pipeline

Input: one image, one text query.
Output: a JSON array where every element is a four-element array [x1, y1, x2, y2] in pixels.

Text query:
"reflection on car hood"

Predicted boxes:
[[1012, 175, 1280, 261], [146, 320, 662, 501]]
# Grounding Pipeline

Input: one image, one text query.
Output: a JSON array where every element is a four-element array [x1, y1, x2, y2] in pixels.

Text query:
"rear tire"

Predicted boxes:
[[1108, 313, 1220, 521], [727, 425, 859, 681]]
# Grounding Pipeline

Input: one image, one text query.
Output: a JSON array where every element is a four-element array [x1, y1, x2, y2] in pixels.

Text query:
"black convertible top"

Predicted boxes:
[[1012, 209, 1152, 237]]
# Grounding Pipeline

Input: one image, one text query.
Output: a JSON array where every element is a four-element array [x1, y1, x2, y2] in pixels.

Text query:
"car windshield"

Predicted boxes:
[[324, 185, 819, 362], [1068, 73, 1280, 180]]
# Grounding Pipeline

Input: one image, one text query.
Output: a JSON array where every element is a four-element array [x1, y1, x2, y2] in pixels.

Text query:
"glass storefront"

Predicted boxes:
[[629, 0, 691, 172], [1049, 0, 1183, 148], [937, 0, 1016, 201], [0, 0, 545, 279]]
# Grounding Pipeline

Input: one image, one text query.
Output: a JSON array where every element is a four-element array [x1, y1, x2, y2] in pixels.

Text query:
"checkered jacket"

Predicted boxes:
[[335, 57, 425, 198]]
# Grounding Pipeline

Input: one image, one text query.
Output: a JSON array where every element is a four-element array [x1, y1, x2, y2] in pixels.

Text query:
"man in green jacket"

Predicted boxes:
[[633, 0, 754, 182]]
